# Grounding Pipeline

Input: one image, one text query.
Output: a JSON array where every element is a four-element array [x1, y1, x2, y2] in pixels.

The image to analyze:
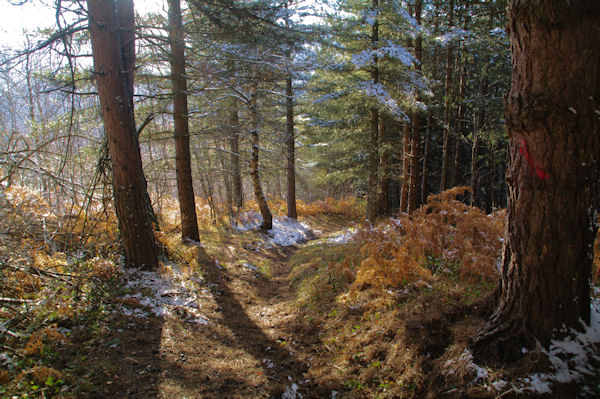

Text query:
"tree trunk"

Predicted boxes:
[[249, 81, 273, 230], [377, 116, 389, 215], [366, 0, 379, 222], [407, 0, 423, 213], [474, 0, 600, 359], [118, 0, 159, 231], [469, 133, 478, 207], [399, 123, 410, 212], [87, 0, 157, 268], [420, 111, 431, 206], [285, 73, 297, 219], [229, 96, 243, 209], [451, 43, 466, 188], [168, 0, 200, 242], [440, 0, 454, 192]]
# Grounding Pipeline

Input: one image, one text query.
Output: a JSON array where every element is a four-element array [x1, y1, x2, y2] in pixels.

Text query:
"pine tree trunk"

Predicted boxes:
[[366, 0, 379, 222], [117, 0, 158, 231], [420, 111, 431, 206], [407, 0, 423, 213], [440, 0, 454, 192], [168, 0, 200, 242], [229, 97, 243, 209], [377, 117, 389, 215], [249, 81, 273, 230], [469, 134, 478, 207], [285, 73, 297, 219], [399, 123, 410, 212], [474, 0, 600, 359], [451, 45, 466, 188], [87, 0, 157, 268]]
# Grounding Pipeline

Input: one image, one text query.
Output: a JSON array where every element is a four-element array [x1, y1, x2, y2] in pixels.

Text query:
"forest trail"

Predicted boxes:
[[157, 244, 313, 398], [95, 225, 343, 399]]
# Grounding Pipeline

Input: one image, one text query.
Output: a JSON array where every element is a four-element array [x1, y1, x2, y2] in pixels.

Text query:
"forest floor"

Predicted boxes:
[[2, 190, 600, 398]]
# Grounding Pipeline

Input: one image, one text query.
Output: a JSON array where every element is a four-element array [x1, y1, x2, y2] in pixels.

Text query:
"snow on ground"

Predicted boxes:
[[443, 349, 490, 385], [327, 228, 357, 244], [234, 212, 314, 247], [116, 263, 209, 325], [521, 297, 600, 395], [443, 298, 600, 395]]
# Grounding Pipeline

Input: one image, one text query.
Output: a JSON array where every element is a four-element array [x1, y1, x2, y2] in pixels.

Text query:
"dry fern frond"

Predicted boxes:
[[350, 187, 506, 292]]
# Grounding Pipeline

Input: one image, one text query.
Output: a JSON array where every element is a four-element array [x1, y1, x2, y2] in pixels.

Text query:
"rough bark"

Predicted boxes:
[[249, 81, 273, 230], [474, 0, 600, 360], [285, 73, 297, 219], [366, 0, 379, 222], [407, 0, 423, 213], [229, 97, 243, 209], [168, 0, 200, 242], [117, 0, 159, 231], [440, 0, 454, 192], [420, 111, 431, 206], [451, 44, 466, 188], [87, 0, 157, 268], [399, 123, 410, 212], [377, 117, 389, 215]]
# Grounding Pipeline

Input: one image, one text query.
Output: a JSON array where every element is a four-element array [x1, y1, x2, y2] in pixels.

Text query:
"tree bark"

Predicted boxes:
[[451, 43, 466, 188], [399, 123, 410, 212], [366, 0, 379, 222], [229, 97, 243, 209], [285, 73, 297, 219], [249, 81, 273, 230], [168, 0, 200, 242], [407, 0, 423, 213], [474, 0, 600, 359], [440, 0, 454, 192], [117, 0, 159, 231], [87, 0, 157, 268], [377, 116, 389, 215], [420, 111, 431, 206]]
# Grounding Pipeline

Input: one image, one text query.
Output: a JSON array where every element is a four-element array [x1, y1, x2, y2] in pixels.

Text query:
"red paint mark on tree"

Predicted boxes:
[[518, 138, 549, 181]]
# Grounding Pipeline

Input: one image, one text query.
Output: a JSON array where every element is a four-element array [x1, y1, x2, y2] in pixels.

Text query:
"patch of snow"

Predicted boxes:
[[235, 212, 314, 247], [327, 228, 356, 245], [282, 382, 302, 399], [522, 298, 600, 394], [270, 217, 313, 246], [243, 262, 260, 273], [444, 349, 489, 384], [117, 264, 209, 325], [491, 380, 507, 391]]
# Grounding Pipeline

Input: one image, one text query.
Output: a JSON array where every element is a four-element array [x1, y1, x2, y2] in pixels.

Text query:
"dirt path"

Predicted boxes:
[[154, 244, 318, 399]]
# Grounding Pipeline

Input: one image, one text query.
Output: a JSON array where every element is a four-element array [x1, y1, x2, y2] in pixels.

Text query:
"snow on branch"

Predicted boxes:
[[351, 42, 414, 69], [357, 81, 406, 120]]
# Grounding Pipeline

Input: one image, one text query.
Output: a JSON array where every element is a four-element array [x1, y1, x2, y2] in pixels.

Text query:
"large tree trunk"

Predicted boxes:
[[451, 44, 466, 188], [168, 0, 200, 242], [439, 0, 454, 192], [474, 0, 600, 359], [377, 117, 389, 215], [118, 0, 159, 231], [285, 73, 297, 219], [399, 123, 410, 212], [249, 81, 273, 230], [87, 0, 157, 268], [407, 0, 423, 213], [366, 0, 379, 222], [229, 97, 243, 209], [420, 111, 431, 205]]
